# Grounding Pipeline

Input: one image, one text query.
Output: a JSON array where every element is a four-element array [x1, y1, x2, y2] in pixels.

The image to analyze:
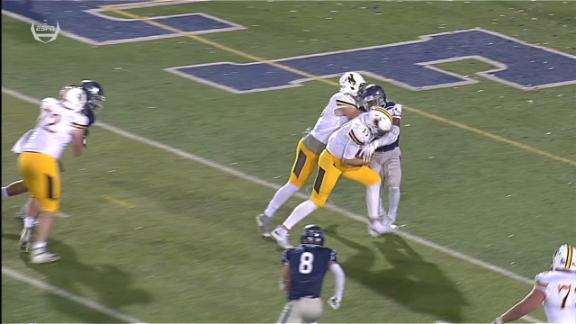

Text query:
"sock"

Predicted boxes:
[[1, 187, 8, 200], [32, 241, 47, 250], [378, 195, 386, 218], [24, 216, 36, 229], [264, 183, 300, 218], [366, 184, 381, 220], [282, 200, 318, 230], [388, 187, 401, 223]]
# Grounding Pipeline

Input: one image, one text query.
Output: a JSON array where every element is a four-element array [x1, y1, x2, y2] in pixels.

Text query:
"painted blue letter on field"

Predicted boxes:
[[2, 0, 244, 45], [168, 29, 576, 92]]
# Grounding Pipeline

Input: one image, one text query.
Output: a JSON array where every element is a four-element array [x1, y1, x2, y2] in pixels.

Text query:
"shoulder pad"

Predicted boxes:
[[40, 97, 59, 109], [334, 92, 357, 108], [348, 121, 371, 145]]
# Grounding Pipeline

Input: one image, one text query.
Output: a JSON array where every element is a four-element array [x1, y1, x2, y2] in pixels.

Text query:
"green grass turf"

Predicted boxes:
[[2, 95, 547, 322], [3, 0, 575, 322]]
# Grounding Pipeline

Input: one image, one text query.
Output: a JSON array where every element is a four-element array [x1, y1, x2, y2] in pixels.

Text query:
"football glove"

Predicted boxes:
[[493, 317, 504, 324], [328, 296, 341, 310], [358, 142, 377, 162]]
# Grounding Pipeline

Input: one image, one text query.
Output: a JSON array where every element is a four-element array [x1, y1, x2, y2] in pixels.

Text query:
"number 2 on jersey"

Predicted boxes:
[[41, 109, 62, 133], [298, 252, 314, 274]]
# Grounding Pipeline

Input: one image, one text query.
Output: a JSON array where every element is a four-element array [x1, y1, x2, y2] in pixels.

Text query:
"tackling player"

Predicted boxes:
[[271, 108, 396, 249], [277, 224, 345, 323], [494, 244, 576, 323], [358, 84, 403, 228], [257, 72, 366, 237], [11, 85, 92, 263]]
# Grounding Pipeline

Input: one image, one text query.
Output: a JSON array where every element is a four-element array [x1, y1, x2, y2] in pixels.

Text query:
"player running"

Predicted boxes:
[[271, 108, 396, 249], [257, 72, 367, 238], [277, 224, 346, 323], [494, 244, 576, 323]]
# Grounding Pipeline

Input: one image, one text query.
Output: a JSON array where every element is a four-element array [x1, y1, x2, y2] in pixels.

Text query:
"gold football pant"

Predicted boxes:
[[18, 152, 61, 213], [288, 136, 324, 189], [311, 150, 381, 207]]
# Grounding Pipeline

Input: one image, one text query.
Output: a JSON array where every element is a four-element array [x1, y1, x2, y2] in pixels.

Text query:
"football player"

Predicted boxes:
[[359, 84, 403, 228], [494, 244, 576, 323], [271, 108, 396, 249], [12, 85, 92, 263], [278, 224, 345, 323], [257, 72, 366, 237], [2, 80, 104, 210]]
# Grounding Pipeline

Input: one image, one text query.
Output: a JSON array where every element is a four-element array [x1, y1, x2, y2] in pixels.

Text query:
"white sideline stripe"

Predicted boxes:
[[2, 267, 146, 323], [2, 87, 540, 319]]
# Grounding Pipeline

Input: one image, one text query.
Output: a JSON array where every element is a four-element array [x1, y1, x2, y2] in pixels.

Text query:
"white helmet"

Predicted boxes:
[[365, 107, 393, 135], [552, 244, 576, 272], [59, 86, 87, 112], [339, 72, 366, 97]]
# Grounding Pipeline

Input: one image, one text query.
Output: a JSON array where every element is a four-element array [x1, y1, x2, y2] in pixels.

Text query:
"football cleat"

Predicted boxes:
[[271, 227, 293, 249], [30, 247, 61, 264], [368, 220, 396, 237], [256, 213, 272, 238], [19, 228, 32, 252]]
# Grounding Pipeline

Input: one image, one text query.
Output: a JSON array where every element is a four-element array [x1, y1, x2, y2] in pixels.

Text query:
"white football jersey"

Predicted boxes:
[[309, 92, 359, 144], [16, 98, 88, 159], [326, 114, 373, 160], [535, 270, 576, 323]]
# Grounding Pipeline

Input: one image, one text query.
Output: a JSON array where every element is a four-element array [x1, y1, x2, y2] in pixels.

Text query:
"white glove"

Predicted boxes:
[[390, 103, 402, 117], [328, 296, 341, 310], [493, 317, 504, 324], [359, 142, 377, 162]]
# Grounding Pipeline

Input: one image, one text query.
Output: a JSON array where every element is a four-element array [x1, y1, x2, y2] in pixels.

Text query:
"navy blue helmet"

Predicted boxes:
[[300, 224, 325, 246], [362, 84, 387, 109], [80, 80, 105, 110]]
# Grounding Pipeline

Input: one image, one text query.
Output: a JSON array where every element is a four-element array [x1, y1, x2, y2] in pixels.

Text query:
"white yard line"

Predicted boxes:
[[2, 87, 541, 322], [2, 267, 146, 323]]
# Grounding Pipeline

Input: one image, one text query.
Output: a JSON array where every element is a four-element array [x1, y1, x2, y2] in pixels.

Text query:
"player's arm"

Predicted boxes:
[[71, 128, 86, 157], [280, 264, 290, 292], [342, 128, 370, 166], [328, 261, 345, 310], [495, 282, 546, 323], [334, 99, 362, 119]]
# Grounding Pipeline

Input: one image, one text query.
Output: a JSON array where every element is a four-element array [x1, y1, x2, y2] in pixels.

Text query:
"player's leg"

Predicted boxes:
[[298, 297, 323, 323], [369, 159, 386, 218], [20, 153, 61, 263], [342, 166, 392, 235], [1, 179, 28, 200], [272, 151, 341, 248], [383, 149, 402, 224], [259, 138, 320, 237], [277, 301, 299, 324]]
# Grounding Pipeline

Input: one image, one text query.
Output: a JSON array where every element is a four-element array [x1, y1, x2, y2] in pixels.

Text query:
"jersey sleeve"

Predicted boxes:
[[342, 124, 368, 159], [334, 93, 358, 109], [534, 271, 552, 292], [72, 113, 90, 130], [329, 249, 338, 263]]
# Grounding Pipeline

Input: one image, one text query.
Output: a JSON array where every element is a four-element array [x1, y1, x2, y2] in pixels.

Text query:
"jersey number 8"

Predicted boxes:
[[298, 252, 314, 274]]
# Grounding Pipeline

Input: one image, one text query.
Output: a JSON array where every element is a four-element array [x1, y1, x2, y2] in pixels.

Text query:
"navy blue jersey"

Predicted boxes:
[[282, 245, 337, 301], [376, 101, 400, 152]]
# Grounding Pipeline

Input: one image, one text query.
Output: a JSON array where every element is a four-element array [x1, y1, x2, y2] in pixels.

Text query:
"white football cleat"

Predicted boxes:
[[271, 227, 293, 249], [368, 220, 396, 237], [256, 213, 272, 238], [30, 247, 61, 264]]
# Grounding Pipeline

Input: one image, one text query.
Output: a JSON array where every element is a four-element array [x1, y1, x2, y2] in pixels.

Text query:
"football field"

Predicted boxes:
[[2, 1, 575, 322]]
